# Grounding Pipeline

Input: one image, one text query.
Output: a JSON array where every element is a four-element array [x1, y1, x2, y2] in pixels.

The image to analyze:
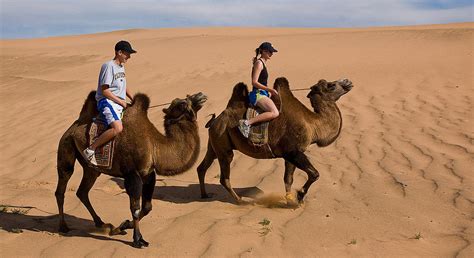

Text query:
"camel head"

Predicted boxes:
[[307, 78, 353, 102], [163, 92, 208, 122]]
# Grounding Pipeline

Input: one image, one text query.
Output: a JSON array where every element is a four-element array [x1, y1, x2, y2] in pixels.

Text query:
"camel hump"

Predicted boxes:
[[226, 82, 249, 109], [233, 82, 249, 97], [78, 91, 98, 122], [131, 93, 150, 112], [274, 77, 289, 90]]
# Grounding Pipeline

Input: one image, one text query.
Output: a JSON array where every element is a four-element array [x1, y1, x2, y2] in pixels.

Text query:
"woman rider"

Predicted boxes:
[[239, 42, 279, 138]]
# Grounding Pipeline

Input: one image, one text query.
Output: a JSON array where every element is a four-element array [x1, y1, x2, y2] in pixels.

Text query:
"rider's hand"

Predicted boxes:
[[268, 88, 279, 96], [121, 100, 128, 108]]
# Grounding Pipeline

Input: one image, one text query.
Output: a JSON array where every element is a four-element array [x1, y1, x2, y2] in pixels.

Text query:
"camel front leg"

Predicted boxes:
[[111, 172, 156, 236], [283, 160, 298, 206], [283, 151, 320, 203], [124, 172, 149, 248]]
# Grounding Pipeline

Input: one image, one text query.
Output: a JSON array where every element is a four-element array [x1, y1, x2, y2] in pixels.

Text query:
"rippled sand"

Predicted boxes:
[[0, 23, 473, 257]]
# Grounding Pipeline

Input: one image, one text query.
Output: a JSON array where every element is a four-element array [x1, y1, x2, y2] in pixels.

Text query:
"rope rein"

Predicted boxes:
[[146, 88, 310, 109]]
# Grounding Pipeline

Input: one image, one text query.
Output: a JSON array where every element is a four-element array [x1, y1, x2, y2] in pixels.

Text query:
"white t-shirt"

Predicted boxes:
[[95, 60, 126, 101]]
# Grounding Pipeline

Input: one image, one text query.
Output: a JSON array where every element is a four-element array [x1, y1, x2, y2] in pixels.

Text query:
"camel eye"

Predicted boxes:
[[327, 83, 336, 91]]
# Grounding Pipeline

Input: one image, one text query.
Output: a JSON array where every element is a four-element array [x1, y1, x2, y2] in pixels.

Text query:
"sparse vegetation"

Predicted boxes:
[[11, 228, 23, 234], [348, 239, 357, 245], [258, 218, 271, 237], [10, 208, 29, 215], [0, 205, 31, 215], [414, 232, 422, 240], [259, 218, 271, 226]]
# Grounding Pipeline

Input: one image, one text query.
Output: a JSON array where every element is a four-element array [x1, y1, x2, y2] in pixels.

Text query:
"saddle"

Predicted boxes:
[[246, 106, 270, 145], [88, 120, 116, 169], [245, 93, 282, 147]]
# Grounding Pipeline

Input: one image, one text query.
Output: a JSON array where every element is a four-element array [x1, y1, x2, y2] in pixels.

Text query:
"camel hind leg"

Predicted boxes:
[[124, 172, 149, 248], [55, 135, 77, 233], [76, 167, 106, 227], [197, 140, 217, 198]]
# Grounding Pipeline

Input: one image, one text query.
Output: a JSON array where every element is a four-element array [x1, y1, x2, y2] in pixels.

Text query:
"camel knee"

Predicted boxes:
[[141, 203, 152, 216], [308, 170, 320, 182], [55, 191, 64, 199], [75, 190, 87, 200], [219, 177, 229, 188]]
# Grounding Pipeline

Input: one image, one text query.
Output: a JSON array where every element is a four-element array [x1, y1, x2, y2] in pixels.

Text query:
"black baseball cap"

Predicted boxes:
[[259, 42, 278, 53], [115, 40, 137, 54]]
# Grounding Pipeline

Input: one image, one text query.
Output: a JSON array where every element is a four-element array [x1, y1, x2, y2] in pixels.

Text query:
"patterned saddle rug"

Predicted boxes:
[[246, 106, 270, 145], [88, 121, 115, 169]]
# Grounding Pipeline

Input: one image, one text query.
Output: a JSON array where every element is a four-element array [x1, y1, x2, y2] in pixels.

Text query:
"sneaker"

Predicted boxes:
[[83, 148, 98, 166], [238, 120, 251, 138]]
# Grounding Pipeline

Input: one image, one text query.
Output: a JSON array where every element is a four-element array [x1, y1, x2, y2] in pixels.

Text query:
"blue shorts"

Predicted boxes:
[[97, 98, 123, 125], [248, 89, 269, 106]]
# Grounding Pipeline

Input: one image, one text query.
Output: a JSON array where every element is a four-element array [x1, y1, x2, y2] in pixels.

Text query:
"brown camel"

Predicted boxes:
[[55, 91, 207, 248], [197, 77, 353, 205]]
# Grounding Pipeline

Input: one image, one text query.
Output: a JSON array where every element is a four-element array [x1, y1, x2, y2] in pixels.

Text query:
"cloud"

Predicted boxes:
[[1, 0, 472, 38]]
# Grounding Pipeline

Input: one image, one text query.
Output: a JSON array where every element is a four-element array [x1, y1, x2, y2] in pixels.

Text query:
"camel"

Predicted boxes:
[[55, 91, 207, 248], [197, 77, 353, 205]]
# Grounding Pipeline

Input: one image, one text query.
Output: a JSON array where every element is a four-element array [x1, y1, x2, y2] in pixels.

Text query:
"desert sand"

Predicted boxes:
[[0, 23, 473, 257]]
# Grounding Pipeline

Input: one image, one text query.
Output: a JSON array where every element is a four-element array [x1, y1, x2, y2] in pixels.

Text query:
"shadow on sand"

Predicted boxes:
[[0, 211, 130, 246], [110, 177, 264, 204]]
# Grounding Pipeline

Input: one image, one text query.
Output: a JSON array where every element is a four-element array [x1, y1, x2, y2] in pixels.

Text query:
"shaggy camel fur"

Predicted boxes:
[[55, 91, 207, 248], [197, 77, 353, 205]]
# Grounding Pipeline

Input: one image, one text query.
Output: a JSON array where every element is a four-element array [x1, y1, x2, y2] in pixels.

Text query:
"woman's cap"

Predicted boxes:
[[115, 40, 137, 54], [259, 42, 278, 53]]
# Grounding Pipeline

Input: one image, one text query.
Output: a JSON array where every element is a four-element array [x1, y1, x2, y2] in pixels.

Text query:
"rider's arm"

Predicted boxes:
[[100, 85, 127, 108]]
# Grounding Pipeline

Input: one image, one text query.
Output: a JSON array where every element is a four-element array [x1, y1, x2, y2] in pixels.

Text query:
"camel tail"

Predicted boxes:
[[205, 114, 216, 128], [78, 91, 98, 123]]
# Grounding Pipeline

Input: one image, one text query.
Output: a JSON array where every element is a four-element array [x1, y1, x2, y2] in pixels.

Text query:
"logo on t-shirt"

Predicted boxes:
[[114, 72, 126, 80]]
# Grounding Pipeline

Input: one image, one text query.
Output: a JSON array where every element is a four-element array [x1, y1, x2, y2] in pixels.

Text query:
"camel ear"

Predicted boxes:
[[317, 79, 327, 87], [307, 84, 322, 98]]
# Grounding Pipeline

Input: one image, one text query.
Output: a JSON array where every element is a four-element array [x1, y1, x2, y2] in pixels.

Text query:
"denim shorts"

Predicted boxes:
[[248, 89, 269, 106]]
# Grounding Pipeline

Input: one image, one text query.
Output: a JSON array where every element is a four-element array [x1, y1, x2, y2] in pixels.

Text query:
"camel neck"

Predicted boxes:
[[152, 121, 200, 175], [308, 97, 342, 147]]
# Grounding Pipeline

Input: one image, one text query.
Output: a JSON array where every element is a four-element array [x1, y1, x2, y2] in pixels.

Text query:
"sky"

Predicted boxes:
[[1, 0, 472, 39]]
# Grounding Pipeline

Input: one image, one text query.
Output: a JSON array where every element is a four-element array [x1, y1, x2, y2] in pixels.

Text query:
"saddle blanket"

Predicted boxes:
[[246, 106, 269, 145], [88, 121, 115, 169]]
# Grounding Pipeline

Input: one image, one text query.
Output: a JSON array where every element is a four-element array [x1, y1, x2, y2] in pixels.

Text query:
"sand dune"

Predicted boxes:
[[1, 23, 473, 257]]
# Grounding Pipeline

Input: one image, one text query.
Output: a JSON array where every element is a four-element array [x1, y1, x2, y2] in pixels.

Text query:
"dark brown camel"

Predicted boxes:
[[55, 91, 207, 248], [197, 77, 353, 205]]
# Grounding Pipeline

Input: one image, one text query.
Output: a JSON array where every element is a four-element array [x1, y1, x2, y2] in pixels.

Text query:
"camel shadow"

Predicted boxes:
[[0, 211, 130, 246], [110, 178, 264, 204]]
